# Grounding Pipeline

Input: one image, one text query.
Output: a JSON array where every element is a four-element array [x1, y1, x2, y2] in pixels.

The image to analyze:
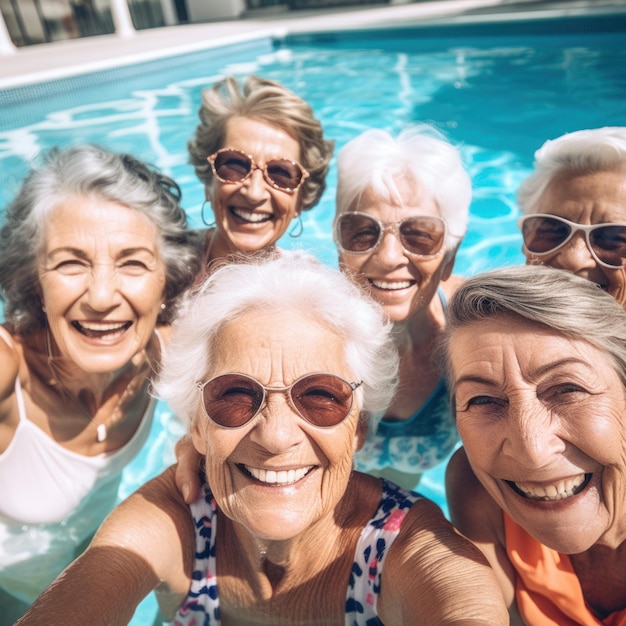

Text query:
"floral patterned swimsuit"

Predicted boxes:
[[172, 479, 421, 626]]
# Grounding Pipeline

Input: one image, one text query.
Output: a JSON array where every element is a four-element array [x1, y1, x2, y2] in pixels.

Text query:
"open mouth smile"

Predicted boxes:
[[505, 473, 592, 501], [72, 320, 132, 339], [241, 464, 314, 486], [369, 278, 414, 291], [230, 206, 273, 224]]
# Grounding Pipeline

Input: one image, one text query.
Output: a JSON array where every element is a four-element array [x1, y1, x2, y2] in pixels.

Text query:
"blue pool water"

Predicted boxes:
[[1, 12, 625, 623]]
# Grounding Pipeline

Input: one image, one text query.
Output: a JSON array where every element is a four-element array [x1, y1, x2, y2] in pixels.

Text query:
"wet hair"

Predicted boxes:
[[335, 126, 472, 251], [155, 250, 399, 433], [437, 264, 626, 392], [188, 75, 334, 212], [0, 144, 202, 332], [517, 126, 626, 214]]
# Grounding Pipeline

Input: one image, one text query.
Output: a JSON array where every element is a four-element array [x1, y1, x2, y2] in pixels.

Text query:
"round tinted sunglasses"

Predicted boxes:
[[519, 214, 626, 269], [207, 148, 309, 192], [334, 211, 447, 258], [196, 372, 363, 429]]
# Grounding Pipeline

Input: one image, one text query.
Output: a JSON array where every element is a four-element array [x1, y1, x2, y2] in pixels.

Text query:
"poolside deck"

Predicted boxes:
[[1, 0, 624, 88]]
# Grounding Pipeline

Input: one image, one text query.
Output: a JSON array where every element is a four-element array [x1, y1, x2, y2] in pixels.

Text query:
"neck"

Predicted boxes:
[[207, 228, 276, 266], [392, 298, 444, 350]]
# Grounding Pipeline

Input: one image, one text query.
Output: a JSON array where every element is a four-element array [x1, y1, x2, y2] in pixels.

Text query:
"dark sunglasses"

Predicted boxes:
[[207, 148, 309, 192], [334, 211, 446, 258], [519, 214, 626, 269], [196, 372, 363, 429]]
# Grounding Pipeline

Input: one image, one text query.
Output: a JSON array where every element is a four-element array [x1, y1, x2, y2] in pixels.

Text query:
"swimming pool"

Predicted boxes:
[[1, 11, 625, 623]]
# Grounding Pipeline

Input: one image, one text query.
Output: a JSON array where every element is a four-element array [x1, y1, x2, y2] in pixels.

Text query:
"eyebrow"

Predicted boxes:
[[453, 357, 594, 389], [46, 246, 157, 259]]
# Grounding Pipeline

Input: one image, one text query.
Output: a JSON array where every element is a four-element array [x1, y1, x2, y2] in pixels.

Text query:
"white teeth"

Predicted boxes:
[[514, 474, 587, 501], [245, 465, 313, 485], [371, 279, 412, 290], [232, 207, 271, 223], [79, 321, 126, 331]]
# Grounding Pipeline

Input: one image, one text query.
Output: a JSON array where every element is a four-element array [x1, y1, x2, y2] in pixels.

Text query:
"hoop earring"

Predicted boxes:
[[289, 214, 303, 238], [201, 200, 216, 228]]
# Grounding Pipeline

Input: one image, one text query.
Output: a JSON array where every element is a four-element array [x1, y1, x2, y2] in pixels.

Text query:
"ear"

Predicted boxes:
[[191, 415, 208, 456], [353, 413, 369, 452], [441, 243, 461, 282]]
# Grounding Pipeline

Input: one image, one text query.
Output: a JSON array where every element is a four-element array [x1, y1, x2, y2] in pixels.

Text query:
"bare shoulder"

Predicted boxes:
[[440, 273, 465, 299], [378, 495, 509, 624], [0, 326, 21, 408]]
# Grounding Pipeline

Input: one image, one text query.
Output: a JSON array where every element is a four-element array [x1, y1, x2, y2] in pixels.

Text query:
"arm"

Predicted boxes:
[[379, 495, 509, 625], [16, 466, 195, 625], [446, 447, 523, 624]]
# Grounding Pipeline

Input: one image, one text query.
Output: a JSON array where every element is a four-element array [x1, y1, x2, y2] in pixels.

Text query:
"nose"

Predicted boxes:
[[501, 399, 565, 469], [248, 393, 304, 453], [84, 264, 121, 311], [553, 231, 597, 272], [240, 167, 270, 203], [374, 229, 407, 267]]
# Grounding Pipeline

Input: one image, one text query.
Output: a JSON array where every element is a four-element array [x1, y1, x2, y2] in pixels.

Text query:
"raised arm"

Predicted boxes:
[[446, 447, 522, 623], [379, 494, 509, 625], [15, 467, 194, 625]]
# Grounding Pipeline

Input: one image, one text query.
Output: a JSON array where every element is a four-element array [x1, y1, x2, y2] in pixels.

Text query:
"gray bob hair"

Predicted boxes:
[[517, 126, 626, 214], [155, 250, 399, 431], [335, 126, 472, 251], [0, 144, 202, 332], [438, 264, 626, 390], [188, 75, 334, 212]]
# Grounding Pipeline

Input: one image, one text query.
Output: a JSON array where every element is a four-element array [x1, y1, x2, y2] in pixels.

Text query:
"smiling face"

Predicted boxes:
[[338, 177, 455, 323], [191, 308, 363, 542], [207, 116, 303, 257], [37, 196, 167, 373], [449, 313, 626, 553], [525, 168, 626, 306]]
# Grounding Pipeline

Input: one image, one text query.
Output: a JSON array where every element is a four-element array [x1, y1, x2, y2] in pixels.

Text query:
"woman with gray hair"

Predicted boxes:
[[188, 75, 333, 273], [0, 143, 201, 621], [333, 126, 471, 489], [517, 126, 626, 307], [443, 264, 626, 625], [17, 250, 507, 626]]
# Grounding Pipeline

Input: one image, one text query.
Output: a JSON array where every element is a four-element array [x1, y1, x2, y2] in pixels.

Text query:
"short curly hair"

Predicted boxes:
[[0, 144, 203, 332], [188, 75, 334, 212]]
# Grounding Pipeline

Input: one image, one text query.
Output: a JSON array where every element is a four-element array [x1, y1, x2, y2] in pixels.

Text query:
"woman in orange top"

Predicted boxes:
[[442, 265, 626, 626]]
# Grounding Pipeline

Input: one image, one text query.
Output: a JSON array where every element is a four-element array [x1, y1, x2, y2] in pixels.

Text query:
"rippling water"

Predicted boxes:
[[1, 17, 625, 622]]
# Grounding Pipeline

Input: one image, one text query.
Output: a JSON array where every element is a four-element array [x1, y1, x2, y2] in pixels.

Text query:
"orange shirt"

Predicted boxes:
[[504, 513, 626, 626]]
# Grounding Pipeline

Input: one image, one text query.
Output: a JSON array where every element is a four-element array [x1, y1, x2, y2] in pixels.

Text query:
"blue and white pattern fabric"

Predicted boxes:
[[173, 479, 421, 625]]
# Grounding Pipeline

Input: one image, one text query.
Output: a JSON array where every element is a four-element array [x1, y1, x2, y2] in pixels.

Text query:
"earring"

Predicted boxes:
[[201, 200, 216, 228], [289, 214, 303, 238], [160, 303, 166, 310]]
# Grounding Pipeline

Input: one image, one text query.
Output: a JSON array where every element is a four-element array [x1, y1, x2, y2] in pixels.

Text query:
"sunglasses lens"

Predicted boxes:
[[337, 213, 381, 253], [291, 374, 355, 427], [266, 159, 303, 190], [212, 150, 252, 182], [521, 216, 571, 254], [399, 217, 446, 256], [202, 374, 263, 428], [590, 225, 626, 268]]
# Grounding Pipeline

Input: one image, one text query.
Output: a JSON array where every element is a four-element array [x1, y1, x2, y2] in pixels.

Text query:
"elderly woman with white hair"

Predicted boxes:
[[518, 126, 626, 307], [17, 251, 508, 626], [333, 126, 471, 489]]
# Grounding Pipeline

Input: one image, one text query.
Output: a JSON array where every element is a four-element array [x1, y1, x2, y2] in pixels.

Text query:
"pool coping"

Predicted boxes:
[[1, 0, 625, 90]]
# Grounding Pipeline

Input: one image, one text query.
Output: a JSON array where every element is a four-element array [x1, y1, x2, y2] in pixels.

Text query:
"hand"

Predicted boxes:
[[174, 434, 203, 504]]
